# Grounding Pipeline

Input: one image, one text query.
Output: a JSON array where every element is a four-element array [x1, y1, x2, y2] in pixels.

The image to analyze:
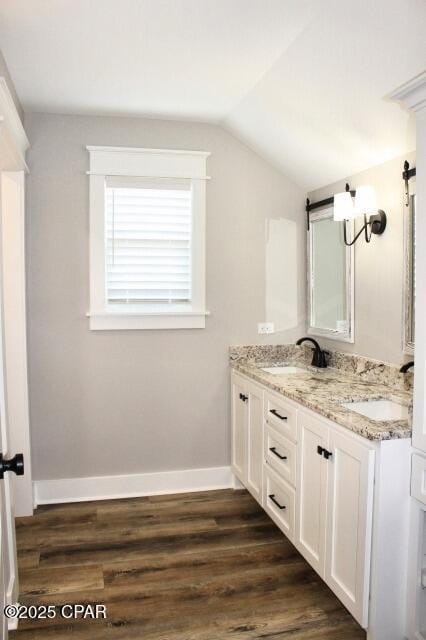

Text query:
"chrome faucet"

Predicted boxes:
[[296, 337, 328, 368]]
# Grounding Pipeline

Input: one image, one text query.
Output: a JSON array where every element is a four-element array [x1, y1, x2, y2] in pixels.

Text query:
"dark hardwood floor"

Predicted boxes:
[[12, 489, 366, 639]]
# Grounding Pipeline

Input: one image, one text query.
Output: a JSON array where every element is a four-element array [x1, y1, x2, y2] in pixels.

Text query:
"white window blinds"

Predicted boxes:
[[105, 179, 192, 305]]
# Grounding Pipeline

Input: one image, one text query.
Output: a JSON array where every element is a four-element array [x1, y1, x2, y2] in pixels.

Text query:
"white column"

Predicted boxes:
[[390, 72, 426, 451], [389, 71, 426, 640]]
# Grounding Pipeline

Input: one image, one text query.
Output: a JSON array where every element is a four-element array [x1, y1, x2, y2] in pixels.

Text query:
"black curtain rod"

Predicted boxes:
[[306, 184, 355, 213], [402, 160, 416, 181], [306, 160, 417, 230], [306, 183, 355, 230], [403, 160, 416, 207]]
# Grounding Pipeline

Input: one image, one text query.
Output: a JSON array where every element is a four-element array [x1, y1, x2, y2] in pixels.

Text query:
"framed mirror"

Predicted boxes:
[[307, 207, 354, 343], [403, 181, 416, 354]]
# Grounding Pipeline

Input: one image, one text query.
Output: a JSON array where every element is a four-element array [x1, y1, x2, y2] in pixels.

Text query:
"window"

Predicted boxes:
[[87, 146, 210, 330], [105, 178, 192, 306]]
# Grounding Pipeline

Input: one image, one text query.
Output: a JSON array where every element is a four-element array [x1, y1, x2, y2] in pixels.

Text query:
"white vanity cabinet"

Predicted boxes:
[[231, 372, 263, 504], [231, 370, 410, 638], [296, 409, 375, 627]]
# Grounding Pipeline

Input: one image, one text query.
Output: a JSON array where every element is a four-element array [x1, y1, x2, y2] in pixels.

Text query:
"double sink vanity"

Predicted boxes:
[[230, 342, 412, 639]]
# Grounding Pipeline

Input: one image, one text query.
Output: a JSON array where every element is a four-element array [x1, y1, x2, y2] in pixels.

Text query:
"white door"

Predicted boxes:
[[1, 172, 32, 517], [295, 411, 328, 576], [0, 492, 7, 639], [246, 381, 263, 504], [0, 199, 21, 637], [324, 428, 374, 627], [231, 373, 248, 483]]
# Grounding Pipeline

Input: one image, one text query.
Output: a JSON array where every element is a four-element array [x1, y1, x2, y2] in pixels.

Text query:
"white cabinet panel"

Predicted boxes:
[[246, 381, 263, 504], [231, 374, 247, 484], [412, 453, 426, 505], [295, 412, 328, 576], [231, 373, 263, 504], [325, 428, 374, 627]]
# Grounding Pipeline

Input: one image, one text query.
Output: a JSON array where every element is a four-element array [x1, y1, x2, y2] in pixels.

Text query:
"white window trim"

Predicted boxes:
[[87, 146, 210, 330]]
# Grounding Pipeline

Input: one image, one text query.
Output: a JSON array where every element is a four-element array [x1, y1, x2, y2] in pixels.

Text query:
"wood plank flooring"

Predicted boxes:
[[12, 489, 366, 639]]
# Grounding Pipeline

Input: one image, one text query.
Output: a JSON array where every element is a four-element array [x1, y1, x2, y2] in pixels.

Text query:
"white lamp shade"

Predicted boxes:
[[334, 191, 356, 221], [354, 185, 377, 215]]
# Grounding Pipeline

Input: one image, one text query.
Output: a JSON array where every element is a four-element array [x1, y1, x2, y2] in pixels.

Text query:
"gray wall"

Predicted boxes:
[[0, 49, 23, 121], [25, 112, 306, 481], [308, 151, 416, 365]]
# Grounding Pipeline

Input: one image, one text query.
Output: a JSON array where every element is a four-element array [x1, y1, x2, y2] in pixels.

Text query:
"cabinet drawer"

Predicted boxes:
[[264, 465, 295, 542], [264, 392, 298, 442], [265, 424, 296, 487]]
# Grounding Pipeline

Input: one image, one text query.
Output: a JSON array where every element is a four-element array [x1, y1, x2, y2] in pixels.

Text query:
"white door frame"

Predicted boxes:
[[0, 76, 31, 635], [1, 171, 33, 516], [0, 77, 32, 517], [389, 72, 426, 639]]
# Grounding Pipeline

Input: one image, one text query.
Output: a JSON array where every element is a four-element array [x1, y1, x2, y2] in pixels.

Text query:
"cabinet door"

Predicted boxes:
[[231, 374, 248, 483], [246, 381, 263, 504], [325, 428, 374, 628], [295, 411, 329, 577]]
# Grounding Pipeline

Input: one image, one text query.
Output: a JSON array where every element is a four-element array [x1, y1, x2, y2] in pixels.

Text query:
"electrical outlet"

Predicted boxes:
[[258, 322, 275, 334]]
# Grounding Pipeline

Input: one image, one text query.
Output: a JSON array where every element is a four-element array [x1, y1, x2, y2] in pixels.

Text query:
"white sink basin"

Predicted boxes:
[[341, 399, 408, 421], [262, 366, 306, 375]]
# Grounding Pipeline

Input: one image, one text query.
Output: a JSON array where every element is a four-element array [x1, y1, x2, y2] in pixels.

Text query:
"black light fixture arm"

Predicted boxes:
[[343, 211, 387, 247], [306, 182, 386, 245], [343, 215, 369, 246]]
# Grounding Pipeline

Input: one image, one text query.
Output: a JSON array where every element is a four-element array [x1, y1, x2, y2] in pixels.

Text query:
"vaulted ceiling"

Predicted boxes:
[[0, 0, 425, 190]]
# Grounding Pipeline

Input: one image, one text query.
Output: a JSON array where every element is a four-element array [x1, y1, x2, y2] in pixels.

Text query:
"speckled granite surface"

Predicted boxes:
[[230, 345, 413, 392], [230, 345, 412, 441]]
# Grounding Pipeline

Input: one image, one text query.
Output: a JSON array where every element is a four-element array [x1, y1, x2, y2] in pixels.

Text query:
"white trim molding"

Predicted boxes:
[[387, 71, 426, 114], [87, 309, 210, 331], [307, 207, 355, 344], [34, 465, 234, 505], [0, 78, 29, 173], [1, 172, 33, 516], [402, 178, 416, 356], [389, 73, 426, 454], [87, 145, 210, 330], [86, 145, 210, 179]]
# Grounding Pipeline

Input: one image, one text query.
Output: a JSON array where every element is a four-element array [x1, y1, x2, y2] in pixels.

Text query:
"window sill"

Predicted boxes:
[[87, 310, 210, 331]]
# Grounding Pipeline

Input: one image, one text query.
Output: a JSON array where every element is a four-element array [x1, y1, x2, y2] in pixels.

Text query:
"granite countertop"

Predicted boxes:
[[232, 360, 412, 441]]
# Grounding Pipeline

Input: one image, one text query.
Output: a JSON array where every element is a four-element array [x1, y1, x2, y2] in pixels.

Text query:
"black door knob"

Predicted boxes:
[[0, 453, 24, 479]]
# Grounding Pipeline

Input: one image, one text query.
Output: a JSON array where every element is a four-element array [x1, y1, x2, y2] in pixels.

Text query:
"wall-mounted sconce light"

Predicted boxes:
[[333, 184, 387, 246]]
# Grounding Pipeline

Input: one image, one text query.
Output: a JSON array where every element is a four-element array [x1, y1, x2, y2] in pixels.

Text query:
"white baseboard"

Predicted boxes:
[[34, 465, 234, 506]]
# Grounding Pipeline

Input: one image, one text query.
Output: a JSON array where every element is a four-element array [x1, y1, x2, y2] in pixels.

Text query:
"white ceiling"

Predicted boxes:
[[0, 0, 425, 189]]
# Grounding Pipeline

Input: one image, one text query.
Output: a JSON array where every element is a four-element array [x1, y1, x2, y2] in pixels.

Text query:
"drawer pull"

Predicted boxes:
[[239, 393, 248, 403], [269, 494, 286, 510], [317, 445, 332, 460], [269, 447, 287, 461], [270, 409, 288, 421]]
